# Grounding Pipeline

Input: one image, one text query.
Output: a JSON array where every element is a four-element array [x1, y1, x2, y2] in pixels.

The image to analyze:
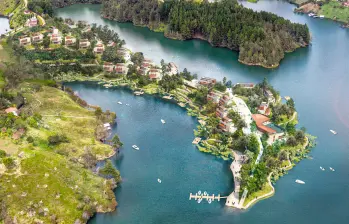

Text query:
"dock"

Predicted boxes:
[[192, 137, 201, 144], [189, 193, 227, 202]]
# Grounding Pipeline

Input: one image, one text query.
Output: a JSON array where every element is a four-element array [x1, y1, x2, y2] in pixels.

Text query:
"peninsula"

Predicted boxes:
[[0, 1, 315, 223]]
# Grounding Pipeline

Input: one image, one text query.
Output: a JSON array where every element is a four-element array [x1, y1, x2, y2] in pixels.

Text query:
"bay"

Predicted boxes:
[[58, 1, 349, 223]]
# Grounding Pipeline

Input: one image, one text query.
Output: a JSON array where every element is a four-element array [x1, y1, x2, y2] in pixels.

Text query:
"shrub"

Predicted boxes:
[[0, 150, 6, 158], [2, 157, 15, 169], [48, 134, 69, 145]]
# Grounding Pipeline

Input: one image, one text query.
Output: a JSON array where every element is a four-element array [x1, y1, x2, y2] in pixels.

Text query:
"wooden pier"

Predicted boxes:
[[189, 193, 227, 202]]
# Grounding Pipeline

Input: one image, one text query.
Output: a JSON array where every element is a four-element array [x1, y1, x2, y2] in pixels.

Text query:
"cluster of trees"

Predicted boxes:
[[159, 74, 183, 92], [28, 0, 54, 16], [102, 0, 310, 67], [91, 24, 124, 46]]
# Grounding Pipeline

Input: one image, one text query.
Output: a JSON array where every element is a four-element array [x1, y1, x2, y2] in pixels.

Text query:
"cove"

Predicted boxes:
[[57, 1, 349, 224]]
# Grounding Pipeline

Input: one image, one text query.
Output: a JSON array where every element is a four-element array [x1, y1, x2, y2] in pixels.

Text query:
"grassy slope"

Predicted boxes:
[[0, 0, 19, 16], [0, 83, 116, 223], [320, 1, 349, 23]]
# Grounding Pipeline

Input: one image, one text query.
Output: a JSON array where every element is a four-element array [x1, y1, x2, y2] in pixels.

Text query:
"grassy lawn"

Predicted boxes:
[[320, 1, 349, 23], [243, 182, 273, 207], [0, 40, 14, 62], [0, 83, 117, 223]]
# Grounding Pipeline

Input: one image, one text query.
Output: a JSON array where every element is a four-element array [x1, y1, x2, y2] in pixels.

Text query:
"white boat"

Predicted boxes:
[[295, 179, 305, 184], [330, 130, 337, 135], [197, 198, 202, 204], [157, 178, 162, 183], [319, 15, 325, 19], [161, 119, 166, 124], [198, 190, 202, 195], [203, 191, 207, 196], [126, 104, 130, 106], [320, 166, 325, 171], [132, 145, 139, 150], [208, 198, 212, 204], [308, 13, 315, 17], [329, 167, 335, 171], [117, 101, 123, 105]]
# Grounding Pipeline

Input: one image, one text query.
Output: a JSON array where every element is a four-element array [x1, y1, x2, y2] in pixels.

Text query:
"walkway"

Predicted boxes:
[[225, 150, 245, 208]]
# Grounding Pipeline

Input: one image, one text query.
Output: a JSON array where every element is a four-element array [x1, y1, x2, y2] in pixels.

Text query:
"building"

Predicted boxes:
[[264, 89, 275, 104], [79, 39, 91, 49], [252, 114, 284, 144], [234, 83, 255, 88], [219, 94, 231, 107], [207, 90, 223, 103], [117, 48, 131, 62], [257, 102, 270, 116], [216, 106, 229, 119], [31, 33, 44, 43], [199, 77, 217, 87], [149, 69, 162, 80], [219, 117, 237, 133], [93, 42, 105, 54], [5, 107, 19, 116], [138, 67, 149, 76], [51, 34, 62, 45], [19, 36, 31, 46], [168, 62, 178, 75], [184, 79, 199, 89], [26, 17, 38, 27], [115, 63, 128, 75], [65, 36, 77, 46], [107, 41, 116, 47], [103, 62, 114, 72], [142, 59, 154, 68]]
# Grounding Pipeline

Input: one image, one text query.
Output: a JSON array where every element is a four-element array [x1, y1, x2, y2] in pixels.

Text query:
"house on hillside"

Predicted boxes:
[[50, 34, 62, 44], [103, 62, 114, 72], [183, 79, 199, 89], [79, 39, 91, 49], [252, 114, 284, 144], [168, 62, 178, 75], [142, 59, 154, 68], [19, 36, 31, 46], [199, 77, 216, 87], [117, 48, 131, 62], [207, 90, 223, 103], [93, 42, 105, 54], [257, 102, 270, 116], [219, 94, 231, 107], [219, 117, 236, 133], [65, 36, 77, 46], [26, 17, 38, 27], [115, 63, 128, 75], [234, 83, 255, 88], [264, 89, 275, 104], [31, 33, 44, 43], [149, 68, 162, 80]]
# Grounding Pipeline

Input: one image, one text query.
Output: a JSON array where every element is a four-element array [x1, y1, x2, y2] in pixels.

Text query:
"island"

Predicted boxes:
[[0, 1, 315, 223]]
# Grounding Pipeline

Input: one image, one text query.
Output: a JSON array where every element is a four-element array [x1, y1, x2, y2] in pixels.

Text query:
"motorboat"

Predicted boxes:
[[330, 130, 337, 135], [132, 145, 139, 150], [208, 199, 212, 204], [295, 179, 305, 184], [126, 104, 130, 106], [308, 13, 315, 17], [320, 166, 325, 171], [161, 119, 166, 124], [198, 190, 202, 195], [329, 167, 335, 171], [157, 178, 162, 183], [117, 101, 123, 105], [197, 198, 202, 204], [203, 191, 207, 196]]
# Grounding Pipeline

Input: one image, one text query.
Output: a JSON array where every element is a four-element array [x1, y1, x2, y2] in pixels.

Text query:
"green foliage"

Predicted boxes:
[[188, 87, 208, 105], [159, 74, 183, 92], [0, 149, 7, 158], [111, 134, 123, 148], [2, 157, 15, 169], [102, 0, 310, 67], [248, 134, 260, 153], [99, 160, 121, 182], [48, 134, 69, 146], [213, 82, 227, 92], [28, 0, 54, 16]]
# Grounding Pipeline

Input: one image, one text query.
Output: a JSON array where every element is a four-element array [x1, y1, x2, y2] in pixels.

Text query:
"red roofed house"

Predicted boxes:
[[65, 36, 77, 46], [149, 69, 162, 80], [93, 42, 105, 54], [31, 33, 44, 43], [19, 36, 31, 46], [142, 59, 154, 68], [50, 34, 62, 44], [79, 39, 91, 49], [115, 63, 128, 75], [103, 62, 114, 72], [199, 77, 216, 87], [219, 117, 236, 133], [207, 90, 223, 103], [5, 107, 19, 116], [257, 102, 270, 116], [235, 83, 255, 88], [26, 17, 38, 27], [252, 114, 284, 144]]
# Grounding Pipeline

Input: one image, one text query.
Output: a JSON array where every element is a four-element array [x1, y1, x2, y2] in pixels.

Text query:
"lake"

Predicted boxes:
[[0, 16, 10, 35], [59, 1, 349, 223]]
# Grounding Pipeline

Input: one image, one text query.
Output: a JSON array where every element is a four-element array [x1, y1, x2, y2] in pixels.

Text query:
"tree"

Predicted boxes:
[[95, 107, 102, 117], [286, 136, 297, 147], [295, 130, 305, 143], [248, 134, 260, 153], [286, 98, 295, 111], [99, 160, 121, 182], [111, 134, 123, 148]]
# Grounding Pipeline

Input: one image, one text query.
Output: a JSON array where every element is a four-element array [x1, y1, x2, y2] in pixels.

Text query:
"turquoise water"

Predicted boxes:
[[59, 1, 349, 223]]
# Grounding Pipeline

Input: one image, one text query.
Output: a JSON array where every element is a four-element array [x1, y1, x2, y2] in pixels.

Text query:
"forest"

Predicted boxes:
[[101, 0, 310, 68]]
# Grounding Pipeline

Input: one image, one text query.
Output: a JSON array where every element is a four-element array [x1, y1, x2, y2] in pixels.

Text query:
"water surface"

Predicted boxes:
[[0, 17, 10, 35], [59, 1, 349, 223]]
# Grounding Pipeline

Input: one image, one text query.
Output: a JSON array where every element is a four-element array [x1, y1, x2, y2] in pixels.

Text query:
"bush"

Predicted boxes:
[[48, 134, 69, 145], [2, 157, 15, 169], [0, 150, 6, 158], [26, 136, 34, 143]]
